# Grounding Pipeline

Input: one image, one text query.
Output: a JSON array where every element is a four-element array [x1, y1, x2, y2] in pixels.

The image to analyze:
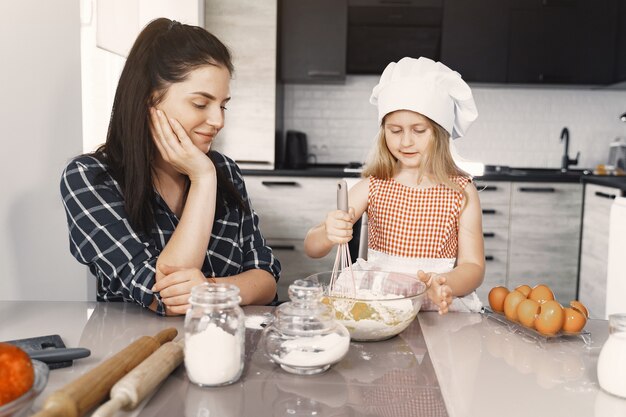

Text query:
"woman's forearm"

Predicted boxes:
[[304, 223, 335, 258], [157, 178, 217, 273], [219, 269, 277, 305]]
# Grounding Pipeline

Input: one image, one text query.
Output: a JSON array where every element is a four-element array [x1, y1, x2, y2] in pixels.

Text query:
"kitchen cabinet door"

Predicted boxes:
[[475, 181, 511, 302], [245, 176, 338, 239], [440, 0, 509, 83], [269, 238, 335, 301], [279, 0, 347, 83], [245, 175, 339, 301], [579, 184, 621, 319], [507, 0, 617, 84], [508, 182, 583, 303], [205, 0, 277, 168]]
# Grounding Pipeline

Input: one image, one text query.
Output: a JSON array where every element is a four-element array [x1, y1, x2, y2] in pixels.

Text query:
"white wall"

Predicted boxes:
[[284, 77, 626, 169], [0, 1, 89, 301]]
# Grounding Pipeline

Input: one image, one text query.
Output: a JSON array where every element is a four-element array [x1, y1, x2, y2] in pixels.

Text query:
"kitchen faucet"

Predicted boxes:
[[560, 127, 579, 171]]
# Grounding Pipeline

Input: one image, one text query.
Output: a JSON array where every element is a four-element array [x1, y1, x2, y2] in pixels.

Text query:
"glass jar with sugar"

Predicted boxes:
[[184, 283, 245, 386], [262, 277, 350, 375]]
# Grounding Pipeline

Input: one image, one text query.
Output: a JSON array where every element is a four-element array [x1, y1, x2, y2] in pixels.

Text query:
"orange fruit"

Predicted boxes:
[[0, 343, 35, 406], [535, 300, 564, 336], [562, 307, 587, 333], [488, 286, 509, 313], [516, 299, 540, 329], [503, 290, 527, 322], [514, 284, 532, 298], [528, 284, 555, 304]]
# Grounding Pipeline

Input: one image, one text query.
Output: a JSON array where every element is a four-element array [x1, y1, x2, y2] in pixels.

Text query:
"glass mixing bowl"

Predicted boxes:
[[0, 359, 49, 417], [312, 270, 427, 342]]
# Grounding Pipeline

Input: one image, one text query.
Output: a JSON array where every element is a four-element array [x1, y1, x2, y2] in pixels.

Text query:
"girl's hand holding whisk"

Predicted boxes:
[[418, 270, 452, 315], [324, 208, 355, 244]]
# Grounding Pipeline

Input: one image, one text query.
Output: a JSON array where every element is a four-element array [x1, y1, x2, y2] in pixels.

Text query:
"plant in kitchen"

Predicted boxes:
[[304, 57, 484, 315]]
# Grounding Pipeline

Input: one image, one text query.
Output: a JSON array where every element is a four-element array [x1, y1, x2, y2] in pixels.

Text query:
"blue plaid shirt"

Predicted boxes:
[[60, 152, 281, 315]]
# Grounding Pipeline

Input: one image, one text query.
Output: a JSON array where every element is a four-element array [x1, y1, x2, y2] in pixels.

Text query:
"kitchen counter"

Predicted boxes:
[[582, 175, 626, 192], [2, 301, 624, 417], [242, 165, 599, 183]]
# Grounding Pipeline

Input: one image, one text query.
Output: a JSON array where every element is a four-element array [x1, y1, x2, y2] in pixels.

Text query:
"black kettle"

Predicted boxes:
[[284, 130, 308, 169]]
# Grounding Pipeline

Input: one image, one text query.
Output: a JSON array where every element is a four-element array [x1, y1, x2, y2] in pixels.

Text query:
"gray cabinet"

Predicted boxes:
[[475, 181, 511, 304], [579, 183, 621, 319], [279, 0, 347, 83], [245, 176, 338, 300], [508, 182, 583, 303], [475, 180, 583, 305]]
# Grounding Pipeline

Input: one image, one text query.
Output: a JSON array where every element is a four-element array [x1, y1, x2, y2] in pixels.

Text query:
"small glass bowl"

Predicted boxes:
[[313, 270, 427, 342], [0, 359, 49, 417]]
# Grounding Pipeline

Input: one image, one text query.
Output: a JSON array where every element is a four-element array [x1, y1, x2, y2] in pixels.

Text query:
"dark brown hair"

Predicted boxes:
[[92, 18, 244, 236]]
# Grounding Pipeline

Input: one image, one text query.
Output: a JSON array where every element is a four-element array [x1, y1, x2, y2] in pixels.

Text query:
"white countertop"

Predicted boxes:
[[418, 312, 626, 417], [2, 301, 625, 416]]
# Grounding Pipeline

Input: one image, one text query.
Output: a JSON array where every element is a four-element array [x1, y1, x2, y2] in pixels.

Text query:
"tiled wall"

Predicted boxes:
[[283, 76, 626, 169]]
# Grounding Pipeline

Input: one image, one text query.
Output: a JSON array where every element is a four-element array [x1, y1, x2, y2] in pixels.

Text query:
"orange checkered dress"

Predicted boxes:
[[367, 175, 471, 258]]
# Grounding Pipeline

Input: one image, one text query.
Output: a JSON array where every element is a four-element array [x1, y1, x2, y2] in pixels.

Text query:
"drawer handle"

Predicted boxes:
[[485, 255, 494, 261], [478, 185, 498, 191], [269, 244, 296, 251], [594, 191, 616, 200], [307, 70, 342, 78], [482, 209, 497, 215], [519, 187, 556, 193], [261, 181, 300, 187], [483, 232, 496, 238]]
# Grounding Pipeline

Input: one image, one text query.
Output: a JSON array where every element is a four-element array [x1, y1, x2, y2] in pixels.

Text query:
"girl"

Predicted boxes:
[[304, 57, 484, 314], [60, 18, 280, 316]]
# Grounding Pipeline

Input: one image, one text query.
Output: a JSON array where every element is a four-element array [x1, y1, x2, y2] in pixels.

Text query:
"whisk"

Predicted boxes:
[[329, 180, 357, 298]]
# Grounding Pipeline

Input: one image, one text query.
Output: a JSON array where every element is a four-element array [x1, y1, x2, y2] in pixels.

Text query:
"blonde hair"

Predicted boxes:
[[362, 113, 469, 195]]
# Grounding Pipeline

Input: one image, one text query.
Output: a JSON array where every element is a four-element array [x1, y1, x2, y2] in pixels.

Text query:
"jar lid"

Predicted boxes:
[[273, 278, 337, 335]]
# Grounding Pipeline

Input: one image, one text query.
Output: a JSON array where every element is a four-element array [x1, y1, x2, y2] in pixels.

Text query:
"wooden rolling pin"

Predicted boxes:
[[32, 327, 177, 417], [91, 339, 185, 417]]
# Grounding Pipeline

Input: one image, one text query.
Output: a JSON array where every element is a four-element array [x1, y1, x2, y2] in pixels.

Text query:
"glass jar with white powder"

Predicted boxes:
[[262, 277, 350, 375], [184, 283, 245, 387]]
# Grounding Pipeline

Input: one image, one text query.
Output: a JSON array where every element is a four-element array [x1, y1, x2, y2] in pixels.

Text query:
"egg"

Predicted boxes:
[[0, 343, 34, 406], [528, 284, 555, 304], [516, 299, 540, 329], [503, 290, 527, 322], [488, 286, 510, 313], [514, 284, 532, 298], [535, 300, 564, 335], [570, 300, 589, 318], [562, 307, 586, 333]]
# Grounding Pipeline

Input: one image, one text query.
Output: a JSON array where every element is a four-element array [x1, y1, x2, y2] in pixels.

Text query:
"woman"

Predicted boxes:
[[60, 18, 280, 316]]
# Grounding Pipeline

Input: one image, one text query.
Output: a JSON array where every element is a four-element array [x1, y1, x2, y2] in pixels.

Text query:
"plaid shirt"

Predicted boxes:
[[60, 152, 281, 315]]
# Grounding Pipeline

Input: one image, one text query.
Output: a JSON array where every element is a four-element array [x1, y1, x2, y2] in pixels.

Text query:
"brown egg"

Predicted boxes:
[[514, 284, 532, 298], [516, 299, 540, 329], [528, 284, 555, 304], [488, 286, 510, 313], [570, 300, 589, 318], [535, 300, 564, 335], [503, 290, 527, 322], [562, 306, 587, 333]]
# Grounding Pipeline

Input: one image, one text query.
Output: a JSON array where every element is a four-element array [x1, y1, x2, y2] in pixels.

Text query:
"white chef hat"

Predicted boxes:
[[370, 57, 478, 139]]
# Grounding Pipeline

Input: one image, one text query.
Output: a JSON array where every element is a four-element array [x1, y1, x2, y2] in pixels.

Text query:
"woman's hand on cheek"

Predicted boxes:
[[150, 108, 216, 182], [418, 270, 452, 315], [152, 264, 212, 315]]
